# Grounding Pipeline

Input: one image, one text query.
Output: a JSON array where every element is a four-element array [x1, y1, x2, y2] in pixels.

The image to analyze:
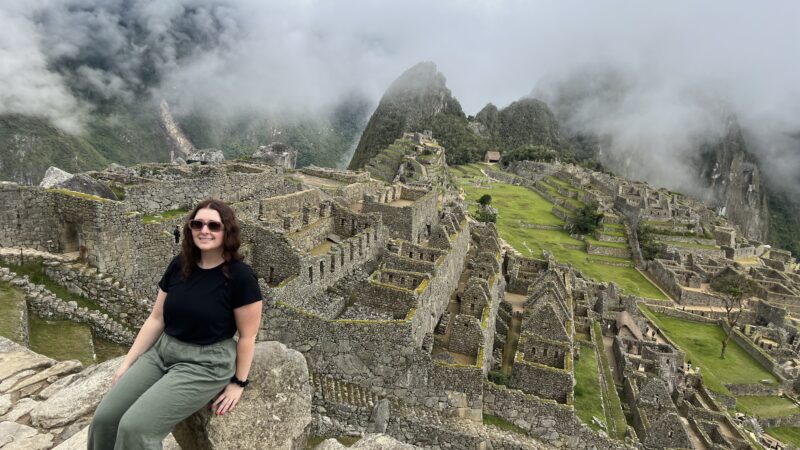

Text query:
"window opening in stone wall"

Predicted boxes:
[[309, 267, 313, 283], [359, 238, 363, 256], [341, 218, 346, 227], [340, 251, 344, 266], [366, 232, 370, 246], [269, 267, 274, 284], [409, 251, 414, 258], [426, 224, 432, 235], [320, 261, 325, 277], [350, 243, 354, 261], [331, 255, 336, 272]]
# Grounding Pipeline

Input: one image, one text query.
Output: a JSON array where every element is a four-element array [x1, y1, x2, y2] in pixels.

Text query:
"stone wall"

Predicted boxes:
[[41, 261, 147, 328], [363, 189, 438, 244], [0, 183, 60, 252], [483, 382, 628, 449], [0, 266, 134, 344], [449, 314, 483, 357], [122, 164, 288, 214], [509, 353, 573, 404], [586, 242, 631, 259], [301, 166, 371, 184], [721, 321, 785, 382]]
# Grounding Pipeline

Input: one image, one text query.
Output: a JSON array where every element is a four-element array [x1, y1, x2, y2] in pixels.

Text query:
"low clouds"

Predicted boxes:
[[0, 0, 798, 192]]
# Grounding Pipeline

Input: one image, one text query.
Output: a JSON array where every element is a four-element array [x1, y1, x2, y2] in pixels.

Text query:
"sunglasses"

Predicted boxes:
[[188, 219, 224, 232]]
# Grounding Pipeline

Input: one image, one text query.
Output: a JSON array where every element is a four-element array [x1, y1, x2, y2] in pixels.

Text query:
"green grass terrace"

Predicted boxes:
[[640, 306, 778, 395], [736, 395, 800, 418], [450, 164, 667, 300], [767, 427, 800, 448], [574, 343, 607, 432]]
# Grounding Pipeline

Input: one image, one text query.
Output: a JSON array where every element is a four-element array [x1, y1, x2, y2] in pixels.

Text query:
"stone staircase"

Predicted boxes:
[[310, 373, 381, 409]]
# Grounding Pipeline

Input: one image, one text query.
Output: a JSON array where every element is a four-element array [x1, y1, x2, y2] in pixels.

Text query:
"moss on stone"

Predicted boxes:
[[48, 188, 109, 202]]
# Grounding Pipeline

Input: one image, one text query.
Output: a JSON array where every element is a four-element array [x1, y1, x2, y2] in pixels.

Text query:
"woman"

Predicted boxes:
[[89, 199, 263, 450]]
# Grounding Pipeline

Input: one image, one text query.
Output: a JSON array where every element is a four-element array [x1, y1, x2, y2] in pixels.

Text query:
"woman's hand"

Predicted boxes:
[[112, 362, 130, 386], [212, 383, 244, 415]]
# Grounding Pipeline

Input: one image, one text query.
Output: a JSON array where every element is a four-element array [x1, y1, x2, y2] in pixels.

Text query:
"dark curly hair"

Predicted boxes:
[[180, 199, 242, 280]]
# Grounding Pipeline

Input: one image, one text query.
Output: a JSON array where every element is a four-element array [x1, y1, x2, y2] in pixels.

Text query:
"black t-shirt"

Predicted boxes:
[[158, 256, 263, 345]]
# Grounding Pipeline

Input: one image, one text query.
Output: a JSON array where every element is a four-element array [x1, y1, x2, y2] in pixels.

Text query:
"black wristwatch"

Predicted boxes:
[[230, 375, 250, 388]]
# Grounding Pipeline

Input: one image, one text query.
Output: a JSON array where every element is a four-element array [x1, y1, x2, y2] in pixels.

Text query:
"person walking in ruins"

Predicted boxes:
[[172, 225, 180, 244], [88, 199, 263, 450]]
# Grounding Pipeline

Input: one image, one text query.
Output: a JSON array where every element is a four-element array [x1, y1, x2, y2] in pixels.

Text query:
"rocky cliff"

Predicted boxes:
[[697, 117, 769, 241]]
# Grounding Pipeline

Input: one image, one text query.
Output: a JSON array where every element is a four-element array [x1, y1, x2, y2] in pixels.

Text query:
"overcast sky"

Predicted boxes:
[[1, 0, 799, 191]]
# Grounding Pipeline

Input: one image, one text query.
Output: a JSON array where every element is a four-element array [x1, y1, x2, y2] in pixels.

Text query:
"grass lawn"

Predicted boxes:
[[29, 315, 96, 367], [593, 322, 628, 439], [737, 396, 800, 418], [574, 343, 607, 432], [642, 307, 778, 394], [450, 165, 666, 300], [767, 427, 800, 447], [143, 208, 189, 224]]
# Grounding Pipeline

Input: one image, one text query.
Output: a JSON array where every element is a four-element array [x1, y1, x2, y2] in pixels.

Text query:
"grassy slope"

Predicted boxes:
[[451, 164, 666, 299], [643, 308, 778, 394], [736, 396, 800, 418], [767, 427, 800, 447], [574, 343, 607, 432]]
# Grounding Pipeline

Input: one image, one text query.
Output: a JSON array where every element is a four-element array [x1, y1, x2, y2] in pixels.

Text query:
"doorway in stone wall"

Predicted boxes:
[[58, 222, 80, 256]]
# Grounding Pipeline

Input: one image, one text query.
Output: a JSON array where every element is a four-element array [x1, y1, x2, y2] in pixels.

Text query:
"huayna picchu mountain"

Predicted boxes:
[[348, 61, 573, 170]]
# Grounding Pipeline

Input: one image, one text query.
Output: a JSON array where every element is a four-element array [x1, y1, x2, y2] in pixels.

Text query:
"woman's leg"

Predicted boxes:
[[87, 348, 166, 450], [114, 338, 235, 450]]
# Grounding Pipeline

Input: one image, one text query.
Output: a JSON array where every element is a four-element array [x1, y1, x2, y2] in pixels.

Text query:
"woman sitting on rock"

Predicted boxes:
[[89, 199, 263, 449]]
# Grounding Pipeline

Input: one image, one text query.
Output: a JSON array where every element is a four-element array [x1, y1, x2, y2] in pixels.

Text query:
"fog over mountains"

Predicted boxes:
[[1, 0, 799, 198]]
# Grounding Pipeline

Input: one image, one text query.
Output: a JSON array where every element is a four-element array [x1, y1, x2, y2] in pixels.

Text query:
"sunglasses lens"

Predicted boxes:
[[189, 220, 222, 232]]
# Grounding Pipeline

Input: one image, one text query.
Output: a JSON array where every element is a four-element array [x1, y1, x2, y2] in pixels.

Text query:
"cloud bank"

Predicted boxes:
[[0, 0, 798, 192]]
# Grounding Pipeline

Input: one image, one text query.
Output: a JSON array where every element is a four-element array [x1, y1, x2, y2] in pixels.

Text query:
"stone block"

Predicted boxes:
[[174, 341, 312, 450]]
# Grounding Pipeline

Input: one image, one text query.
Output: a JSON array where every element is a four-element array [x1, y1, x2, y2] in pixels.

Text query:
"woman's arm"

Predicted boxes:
[[112, 288, 167, 385], [212, 300, 263, 415]]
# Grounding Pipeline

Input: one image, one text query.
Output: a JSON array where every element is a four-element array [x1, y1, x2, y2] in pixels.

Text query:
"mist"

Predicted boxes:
[[1, 0, 799, 192]]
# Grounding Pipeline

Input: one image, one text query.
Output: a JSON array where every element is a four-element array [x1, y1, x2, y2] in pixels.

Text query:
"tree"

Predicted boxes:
[[478, 194, 492, 206], [638, 225, 666, 261], [568, 201, 603, 235], [711, 274, 759, 359]]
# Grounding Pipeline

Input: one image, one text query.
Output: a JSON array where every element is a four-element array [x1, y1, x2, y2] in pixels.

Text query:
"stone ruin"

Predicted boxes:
[[4, 130, 800, 449], [252, 142, 298, 169]]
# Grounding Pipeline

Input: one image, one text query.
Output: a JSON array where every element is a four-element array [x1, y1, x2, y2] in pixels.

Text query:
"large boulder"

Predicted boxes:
[[53, 174, 117, 200], [173, 341, 312, 450], [39, 167, 73, 188], [28, 356, 122, 429]]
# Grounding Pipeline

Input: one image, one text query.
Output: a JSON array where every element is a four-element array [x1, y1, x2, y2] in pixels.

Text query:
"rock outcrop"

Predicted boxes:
[[173, 341, 312, 450], [0, 336, 313, 450], [39, 167, 73, 189], [53, 174, 117, 200], [698, 117, 769, 241], [315, 434, 422, 449]]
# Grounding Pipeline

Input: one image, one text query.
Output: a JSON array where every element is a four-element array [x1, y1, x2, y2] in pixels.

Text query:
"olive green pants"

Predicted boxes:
[[88, 333, 236, 450]]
